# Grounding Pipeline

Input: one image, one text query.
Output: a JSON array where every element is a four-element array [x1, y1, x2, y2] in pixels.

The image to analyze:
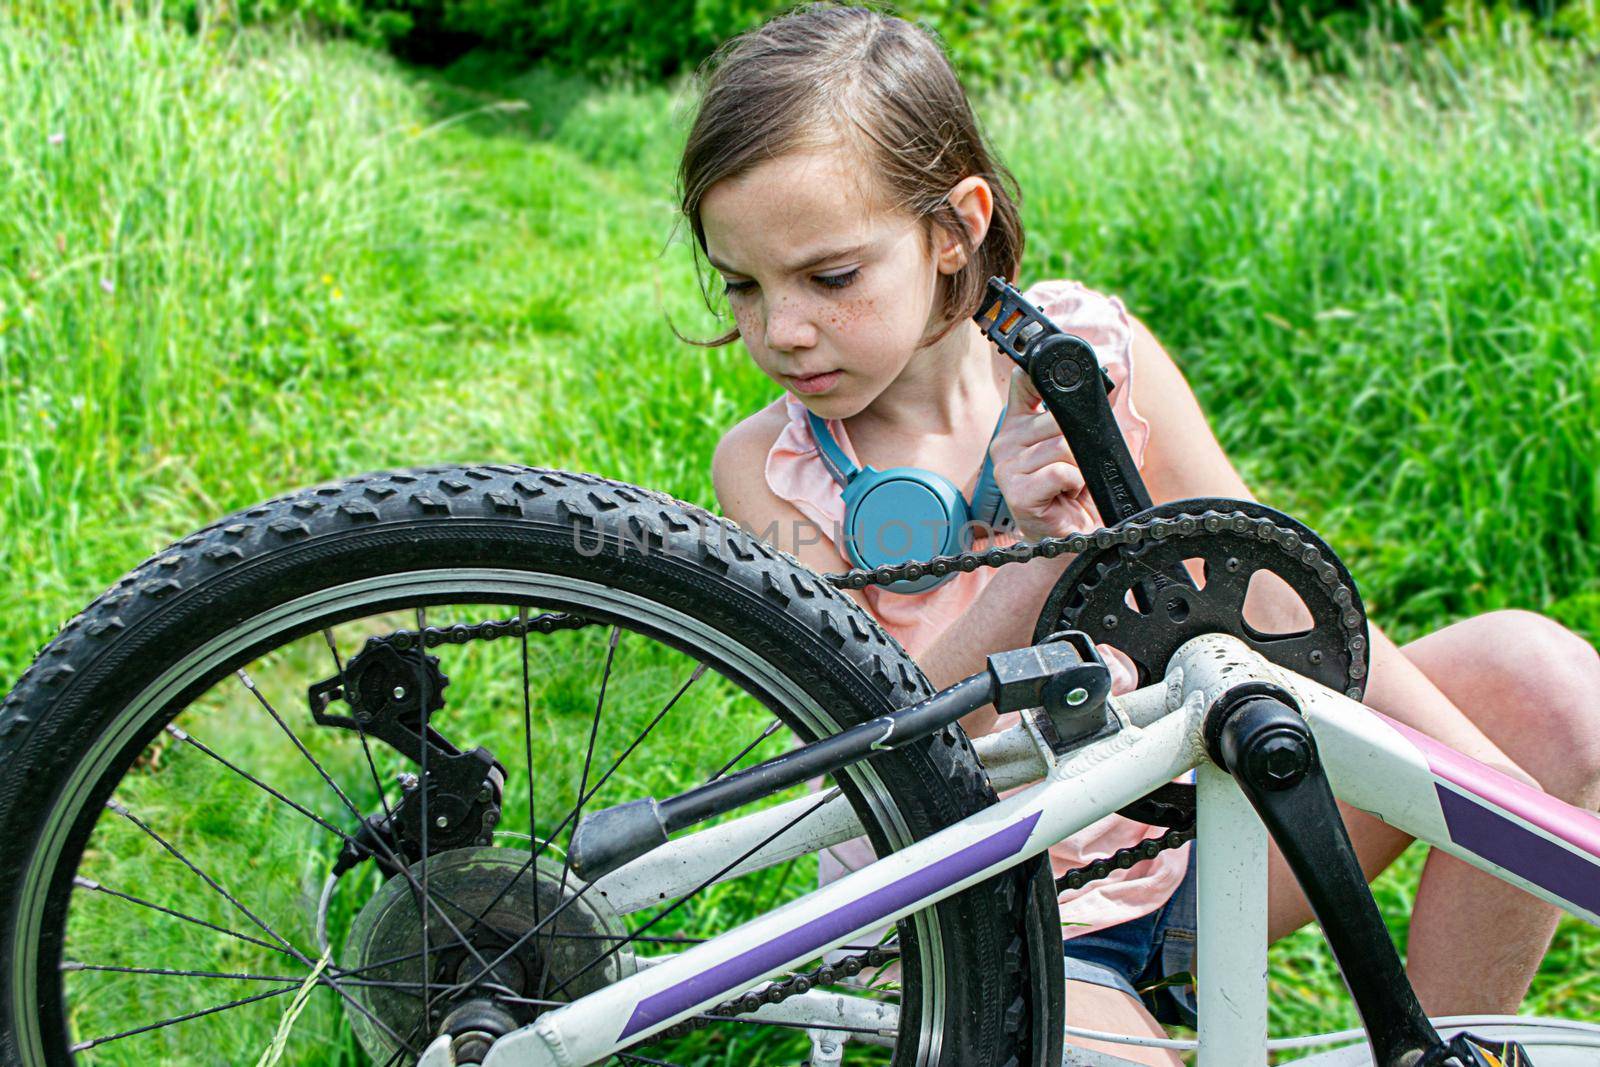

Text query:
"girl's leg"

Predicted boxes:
[[1065, 981, 1181, 1067], [1266, 609, 1600, 1013]]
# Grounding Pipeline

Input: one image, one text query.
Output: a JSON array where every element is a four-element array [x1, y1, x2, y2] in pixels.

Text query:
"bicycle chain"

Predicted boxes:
[[354, 506, 1346, 1030], [652, 945, 901, 1040], [821, 505, 1368, 699], [373, 610, 595, 652]]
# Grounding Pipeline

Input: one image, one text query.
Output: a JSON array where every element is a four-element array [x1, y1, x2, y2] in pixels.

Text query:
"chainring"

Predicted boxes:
[[1033, 498, 1370, 699]]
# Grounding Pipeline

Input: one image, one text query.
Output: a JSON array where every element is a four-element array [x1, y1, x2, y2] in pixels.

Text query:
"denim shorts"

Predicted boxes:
[[1061, 844, 1198, 1028]]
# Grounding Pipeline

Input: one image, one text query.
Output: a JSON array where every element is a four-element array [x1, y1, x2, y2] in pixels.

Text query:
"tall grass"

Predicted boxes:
[[991, 32, 1600, 642], [0, 7, 453, 675]]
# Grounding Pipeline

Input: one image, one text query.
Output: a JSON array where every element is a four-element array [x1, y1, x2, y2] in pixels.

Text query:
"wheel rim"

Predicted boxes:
[[14, 568, 945, 1065]]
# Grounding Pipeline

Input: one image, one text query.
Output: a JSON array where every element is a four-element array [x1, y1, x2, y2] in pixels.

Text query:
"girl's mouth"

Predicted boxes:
[[787, 370, 841, 395]]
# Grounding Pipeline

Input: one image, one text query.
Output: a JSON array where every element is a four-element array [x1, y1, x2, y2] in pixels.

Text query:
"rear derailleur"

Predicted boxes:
[[308, 637, 505, 877]]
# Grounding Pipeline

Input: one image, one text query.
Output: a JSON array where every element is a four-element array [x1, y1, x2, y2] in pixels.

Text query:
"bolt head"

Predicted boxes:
[[435, 815, 449, 829], [1050, 357, 1084, 390], [1102, 614, 1119, 630], [392, 685, 406, 700], [1254, 733, 1312, 787]]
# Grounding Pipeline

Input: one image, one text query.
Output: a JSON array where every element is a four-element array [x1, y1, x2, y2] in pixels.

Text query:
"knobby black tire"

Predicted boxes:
[[0, 464, 1063, 1067]]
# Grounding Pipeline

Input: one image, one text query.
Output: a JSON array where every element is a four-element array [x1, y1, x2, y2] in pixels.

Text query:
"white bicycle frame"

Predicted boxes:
[[445, 632, 1600, 1067]]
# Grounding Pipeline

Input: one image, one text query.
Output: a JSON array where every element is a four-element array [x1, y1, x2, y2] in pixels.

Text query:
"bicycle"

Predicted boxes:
[[1, 281, 1596, 1067]]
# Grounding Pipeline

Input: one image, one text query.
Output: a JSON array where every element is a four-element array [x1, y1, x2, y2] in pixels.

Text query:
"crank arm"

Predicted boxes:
[[974, 277, 1150, 528], [974, 278, 1193, 609], [1209, 686, 1443, 1066]]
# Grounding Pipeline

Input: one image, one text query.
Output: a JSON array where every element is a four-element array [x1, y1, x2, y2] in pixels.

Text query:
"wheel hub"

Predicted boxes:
[[341, 846, 635, 1063]]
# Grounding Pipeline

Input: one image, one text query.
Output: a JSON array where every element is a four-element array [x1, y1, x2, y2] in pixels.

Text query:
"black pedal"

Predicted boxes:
[[1422, 1033, 1534, 1067], [974, 276, 1114, 394]]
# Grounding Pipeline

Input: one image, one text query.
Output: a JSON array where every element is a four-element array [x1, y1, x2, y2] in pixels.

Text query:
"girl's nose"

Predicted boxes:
[[763, 298, 818, 353]]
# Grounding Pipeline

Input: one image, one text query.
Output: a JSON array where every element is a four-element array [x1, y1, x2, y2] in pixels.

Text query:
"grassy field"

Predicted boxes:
[[2, 5, 1597, 1063]]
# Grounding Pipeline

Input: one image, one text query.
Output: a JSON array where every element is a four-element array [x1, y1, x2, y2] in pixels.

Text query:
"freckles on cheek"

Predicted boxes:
[[827, 295, 874, 332], [731, 304, 761, 342]]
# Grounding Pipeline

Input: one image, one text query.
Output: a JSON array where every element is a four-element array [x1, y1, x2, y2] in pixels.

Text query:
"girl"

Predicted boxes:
[[683, 5, 1600, 1063]]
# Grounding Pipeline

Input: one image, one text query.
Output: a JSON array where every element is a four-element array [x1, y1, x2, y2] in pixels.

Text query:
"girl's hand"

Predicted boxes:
[[990, 367, 1097, 541]]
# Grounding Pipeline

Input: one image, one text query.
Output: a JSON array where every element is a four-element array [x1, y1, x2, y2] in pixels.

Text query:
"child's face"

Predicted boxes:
[[700, 145, 952, 419]]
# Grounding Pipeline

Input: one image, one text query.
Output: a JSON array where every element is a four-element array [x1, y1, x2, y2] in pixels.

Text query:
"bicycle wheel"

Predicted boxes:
[[0, 465, 1062, 1067]]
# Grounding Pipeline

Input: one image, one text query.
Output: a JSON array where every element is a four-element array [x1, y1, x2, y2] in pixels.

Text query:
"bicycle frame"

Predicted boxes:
[[472, 632, 1600, 1067]]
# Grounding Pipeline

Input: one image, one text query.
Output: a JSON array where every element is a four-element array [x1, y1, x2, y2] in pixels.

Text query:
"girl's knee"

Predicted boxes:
[[1470, 610, 1600, 798]]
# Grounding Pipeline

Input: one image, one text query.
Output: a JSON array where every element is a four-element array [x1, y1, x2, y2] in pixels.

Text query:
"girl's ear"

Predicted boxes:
[[935, 176, 994, 275]]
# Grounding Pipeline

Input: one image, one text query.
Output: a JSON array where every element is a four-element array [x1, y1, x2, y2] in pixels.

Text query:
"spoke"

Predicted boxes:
[[445, 657, 710, 953], [472, 992, 566, 1009], [103, 798, 301, 956], [321, 628, 346, 674], [164, 718, 517, 944], [520, 603, 540, 929], [443, 840, 611, 1004], [325, 625, 401, 829], [61, 961, 426, 993], [326, 630, 524, 969], [236, 668, 366, 824], [68, 981, 301, 1052], [101, 799, 416, 1054], [414, 607, 434, 1024], [164, 723, 374, 861], [327, 628, 398, 834], [533, 624, 620, 1001], [706, 719, 783, 784], [545, 789, 840, 1001], [72, 876, 294, 960]]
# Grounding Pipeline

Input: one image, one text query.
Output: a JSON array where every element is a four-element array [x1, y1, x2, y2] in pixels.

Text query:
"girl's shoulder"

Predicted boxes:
[[711, 396, 792, 502]]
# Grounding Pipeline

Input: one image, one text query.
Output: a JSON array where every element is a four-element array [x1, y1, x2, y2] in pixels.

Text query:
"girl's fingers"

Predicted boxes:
[[1007, 366, 1042, 415], [996, 398, 1062, 451], [1016, 434, 1076, 473], [1012, 461, 1087, 506]]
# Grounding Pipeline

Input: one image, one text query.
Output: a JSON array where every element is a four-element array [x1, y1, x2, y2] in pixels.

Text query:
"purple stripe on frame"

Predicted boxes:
[[617, 810, 1043, 1042], [1378, 712, 1600, 858], [1436, 784, 1600, 917]]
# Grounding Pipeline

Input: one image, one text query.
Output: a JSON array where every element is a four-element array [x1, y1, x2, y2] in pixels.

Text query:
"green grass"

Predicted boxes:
[[2, 6, 1598, 1064]]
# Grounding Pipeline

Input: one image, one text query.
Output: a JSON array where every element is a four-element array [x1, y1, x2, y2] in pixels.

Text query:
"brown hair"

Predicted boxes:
[[677, 3, 1024, 347]]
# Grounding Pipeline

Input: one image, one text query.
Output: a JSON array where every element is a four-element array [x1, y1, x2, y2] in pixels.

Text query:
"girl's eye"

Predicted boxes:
[[722, 278, 757, 296], [814, 268, 859, 290]]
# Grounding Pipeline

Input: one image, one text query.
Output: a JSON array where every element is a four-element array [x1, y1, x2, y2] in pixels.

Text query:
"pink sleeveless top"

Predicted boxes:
[[764, 279, 1190, 939]]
